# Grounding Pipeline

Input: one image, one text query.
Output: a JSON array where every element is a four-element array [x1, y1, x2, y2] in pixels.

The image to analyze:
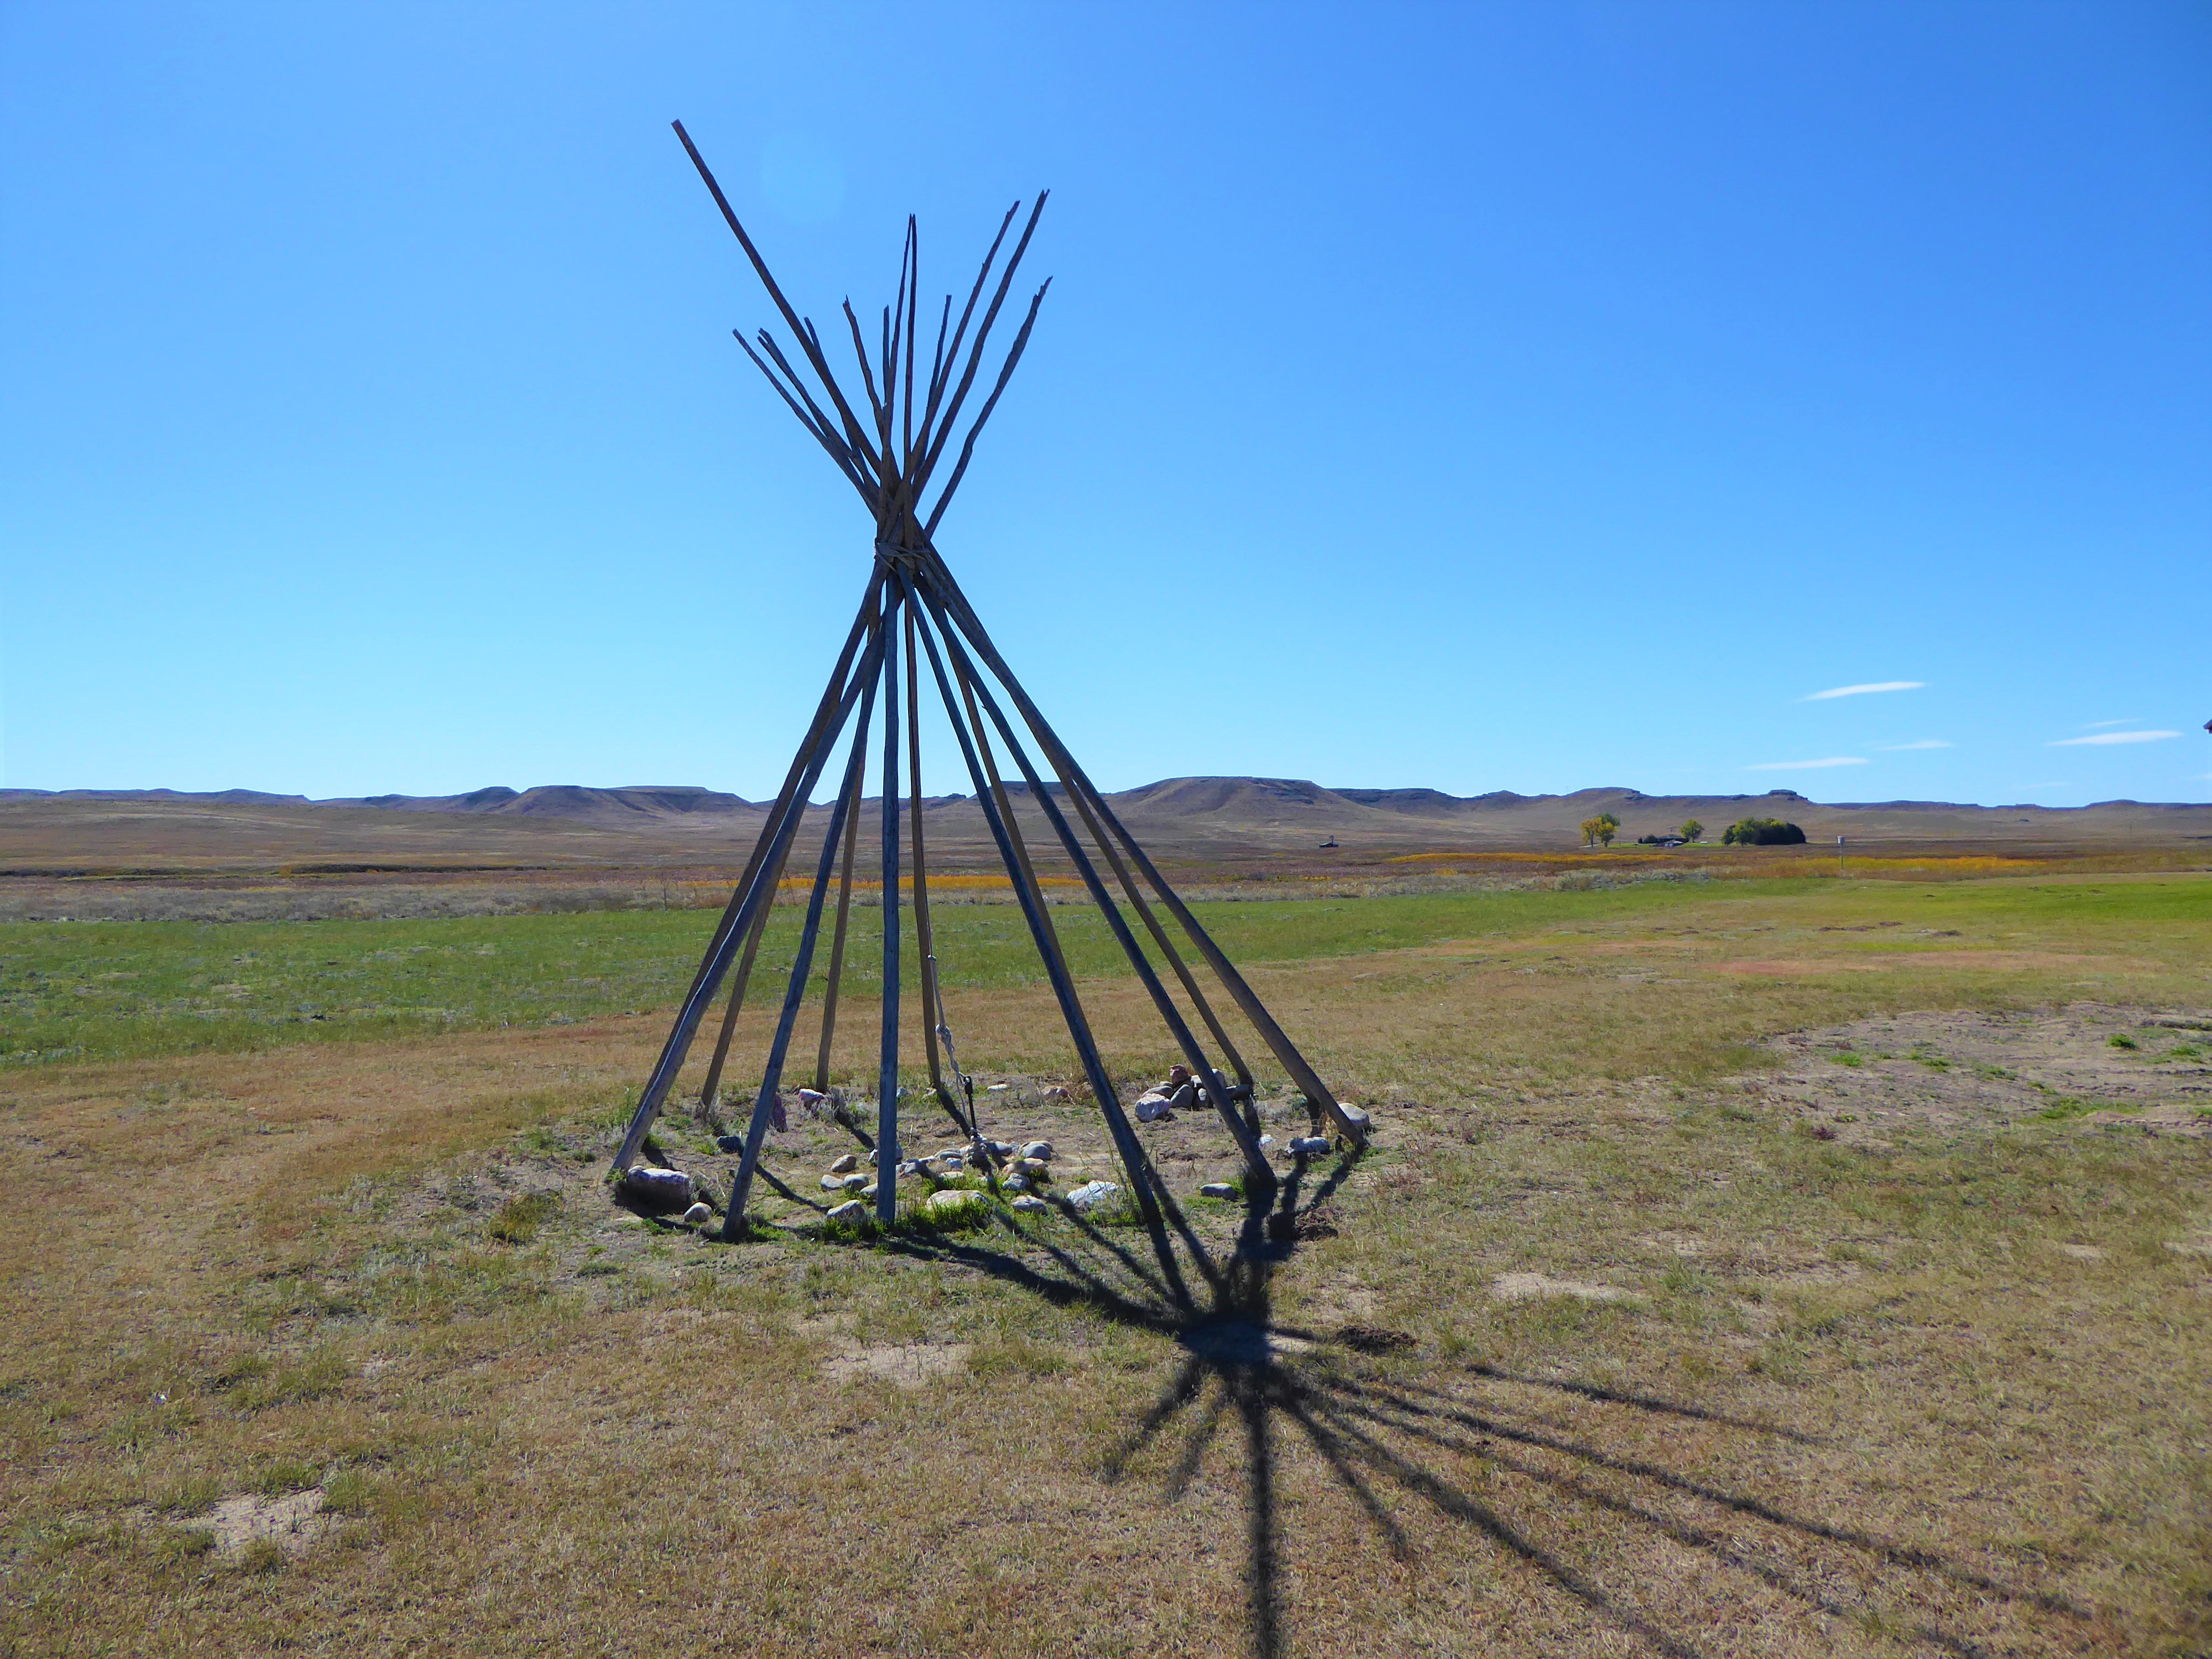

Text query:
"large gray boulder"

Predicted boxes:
[[616, 1166, 694, 1214]]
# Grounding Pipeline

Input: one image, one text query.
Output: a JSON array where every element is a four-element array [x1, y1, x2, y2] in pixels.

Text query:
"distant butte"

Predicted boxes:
[[2, 777, 2207, 882]]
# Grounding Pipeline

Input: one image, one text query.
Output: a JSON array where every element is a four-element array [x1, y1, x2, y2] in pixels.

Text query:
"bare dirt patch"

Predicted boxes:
[[1753, 1002, 2212, 1141], [1712, 949, 2137, 975], [197, 1489, 331, 1558], [1490, 1272, 1635, 1303], [821, 1343, 972, 1389]]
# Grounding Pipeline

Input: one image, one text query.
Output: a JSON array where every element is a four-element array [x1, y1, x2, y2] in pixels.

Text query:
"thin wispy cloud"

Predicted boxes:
[[1803, 681, 1924, 701], [1875, 739, 1952, 751], [2081, 718, 2137, 730], [2048, 729, 2180, 747], [1747, 756, 1869, 770]]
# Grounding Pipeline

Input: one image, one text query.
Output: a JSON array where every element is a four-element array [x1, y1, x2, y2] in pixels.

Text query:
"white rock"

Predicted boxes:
[[867, 1147, 879, 1167], [1257, 1134, 1275, 1150], [830, 1152, 857, 1175], [1336, 1104, 1373, 1140], [1013, 1157, 1048, 1178], [841, 1173, 869, 1192], [861, 1182, 880, 1199], [681, 1202, 712, 1226], [1009, 1194, 1051, 1214], [617, 1166, 694, 1213], [987, 1082, 1010, 1092], [1199, 1182, 1238, 1200], [1003, 1174, 1032, 1194], [1290, 1135, 1332, 1157], [927, 1188, 987, 1219], [1065, 1180, 1121, 1213], [1134, 1092, 1175, 1124], [988, 1140, 1015, 1156], [820, 1173, 848, 1193], [1021, 1140, 1053, 1161], [825, 1199, 869, 1228]]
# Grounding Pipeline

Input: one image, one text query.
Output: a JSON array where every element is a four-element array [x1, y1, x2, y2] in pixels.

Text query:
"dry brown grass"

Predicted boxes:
[[3, 878, 2209, 1656]]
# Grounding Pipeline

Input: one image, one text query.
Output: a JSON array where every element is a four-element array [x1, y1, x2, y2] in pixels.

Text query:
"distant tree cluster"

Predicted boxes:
[[1589, 815, 1721, 850], [1721, 816, 1807, 846]]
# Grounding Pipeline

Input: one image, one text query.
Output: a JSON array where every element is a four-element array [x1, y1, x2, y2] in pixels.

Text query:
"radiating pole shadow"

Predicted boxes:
[[894, 1151, 2091, 1659]]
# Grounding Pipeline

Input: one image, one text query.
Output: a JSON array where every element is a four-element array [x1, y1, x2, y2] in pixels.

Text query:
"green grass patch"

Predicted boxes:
[[2036, 1097, 2140, 1123], [485, 1191, 560, 1245], [220, 1348, 348, 1411], [6, 875, 2207, 1066], [321, 1469, 378, 1515], [251, 1460, 322, 1496]]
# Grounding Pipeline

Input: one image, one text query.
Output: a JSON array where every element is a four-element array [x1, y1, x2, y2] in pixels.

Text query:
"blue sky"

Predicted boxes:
[[3, 1, 2206, 807]]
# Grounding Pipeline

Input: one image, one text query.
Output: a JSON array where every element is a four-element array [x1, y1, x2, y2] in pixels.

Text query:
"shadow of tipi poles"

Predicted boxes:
[[1093, 1163, 2093, 1659]]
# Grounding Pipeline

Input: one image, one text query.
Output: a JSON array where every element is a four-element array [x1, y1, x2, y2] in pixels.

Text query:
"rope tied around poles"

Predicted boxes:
[[929, 952, 997, 1186]]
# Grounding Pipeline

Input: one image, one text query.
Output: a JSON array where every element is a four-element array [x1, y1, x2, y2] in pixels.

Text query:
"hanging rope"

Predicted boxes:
[[930, 953, 993, 1187]]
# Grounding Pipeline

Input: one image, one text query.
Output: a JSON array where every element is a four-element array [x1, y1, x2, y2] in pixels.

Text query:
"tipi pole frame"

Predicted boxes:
[[910, 572, 1273, 1186], [874, 581, 904, 1227], [697, 875, 780, 1116], [906, 197, 1048, 503], [950, 651, 1064, 967], [651, 132, 1352, 1264], [1059, 776, 1261, 1118], [673, 121, 887, 502], [725, 648, 883, 1228], [922, 552, 1362, 1145], [905, 603, 963, 1131], [894, 568, 1187, 1305], [613, 574, 886, 1172], [908, 207, 1013, 481], [811, 734, 866, 1097], [658, 572, 881, 1050]]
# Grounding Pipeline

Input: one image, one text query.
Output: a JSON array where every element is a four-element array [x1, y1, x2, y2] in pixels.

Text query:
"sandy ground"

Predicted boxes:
[[1752, 1003, 2212, 1144]]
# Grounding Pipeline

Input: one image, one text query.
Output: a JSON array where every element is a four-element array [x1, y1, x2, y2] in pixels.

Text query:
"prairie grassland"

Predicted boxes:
[[8, 874, 2206, 1071], [1, 876, 2209, 1657]]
